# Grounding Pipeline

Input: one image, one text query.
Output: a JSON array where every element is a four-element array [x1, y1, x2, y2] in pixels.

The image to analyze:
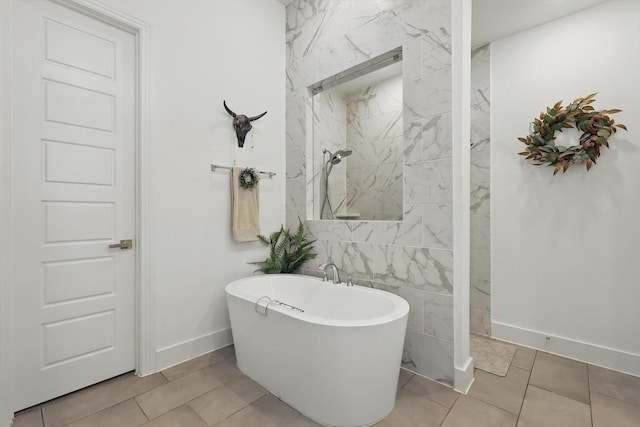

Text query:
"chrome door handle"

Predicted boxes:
[[109, 239, 133, 250]]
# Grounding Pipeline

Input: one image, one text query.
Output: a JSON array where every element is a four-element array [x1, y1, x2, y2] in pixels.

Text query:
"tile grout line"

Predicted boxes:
[[185, 377, 266, 426], [61, 398, 150, 427], [398, 373, 456, 426], [400, 373, 457, 413], [133, 397, 150, 424], [211, 394, 271, 427], [187, 403, 210, 427], [515, 349, 538, 426], [586, 365, 640, 409], [438, 391, 460, 426]]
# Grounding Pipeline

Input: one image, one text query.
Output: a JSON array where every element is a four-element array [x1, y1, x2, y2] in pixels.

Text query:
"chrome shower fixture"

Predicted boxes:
[[324, 148, 353, 165], [320, 148, 353, 219]]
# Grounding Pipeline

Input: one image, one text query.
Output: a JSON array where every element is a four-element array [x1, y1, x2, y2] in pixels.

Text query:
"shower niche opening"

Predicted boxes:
[[309, 47, 404, 221]]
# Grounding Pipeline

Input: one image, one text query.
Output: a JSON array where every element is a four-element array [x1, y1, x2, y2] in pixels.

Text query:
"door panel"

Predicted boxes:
[[44, 140, 115, 186], [44, 19, 116, 78], [43, 256, 116, 304], [12, 0, 136, 410]]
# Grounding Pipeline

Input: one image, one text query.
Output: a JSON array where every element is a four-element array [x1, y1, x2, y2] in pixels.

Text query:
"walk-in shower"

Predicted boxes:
[[320, 148, 352, 219]]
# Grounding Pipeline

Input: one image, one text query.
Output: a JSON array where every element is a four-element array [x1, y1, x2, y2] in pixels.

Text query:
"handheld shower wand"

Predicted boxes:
[[320, 148, 353, 219]]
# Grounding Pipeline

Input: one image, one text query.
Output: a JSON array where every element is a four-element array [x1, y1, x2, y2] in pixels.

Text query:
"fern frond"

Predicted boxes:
[[253, 221, 317, 274]]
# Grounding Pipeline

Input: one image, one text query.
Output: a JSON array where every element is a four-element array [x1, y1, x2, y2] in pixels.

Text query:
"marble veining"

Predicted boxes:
[[286, 0, 455, 384], [404, 159, 453, 205], [470, 44, 491, 335], [373, 245, 453, 294], [470, 278, 491, 312], [470, 150, 490, 215], [403, 68, 452, 123], [350, 205, 421, 246], [422, 204, 453, 249], [403, 330, 454, 386], [345, 74, 403, 220], [423, 291, 454, 341], [422, 112, 453, 161]]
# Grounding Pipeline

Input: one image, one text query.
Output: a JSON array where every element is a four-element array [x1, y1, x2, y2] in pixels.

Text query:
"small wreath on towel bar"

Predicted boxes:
[[239, 167, 260, 189], [517, 93, 627, 174]]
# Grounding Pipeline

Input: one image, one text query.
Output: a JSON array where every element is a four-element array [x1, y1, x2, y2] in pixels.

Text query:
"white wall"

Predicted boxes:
[[99, 0, 286, 369], [0, 0, 14, 423], [492, 0, 640, 375]]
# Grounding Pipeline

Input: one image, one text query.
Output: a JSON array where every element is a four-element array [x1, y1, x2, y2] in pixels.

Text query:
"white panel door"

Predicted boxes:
[[11, 0, 136, 410]]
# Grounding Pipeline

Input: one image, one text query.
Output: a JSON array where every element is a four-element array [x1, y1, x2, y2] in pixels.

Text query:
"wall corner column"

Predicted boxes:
[[452, 0, 474, 393]]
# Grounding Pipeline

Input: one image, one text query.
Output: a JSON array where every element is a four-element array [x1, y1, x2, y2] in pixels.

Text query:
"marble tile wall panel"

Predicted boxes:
[[470, 278, 490, 312], [346, 77, 403, 120], [404, 68, 452, 123], [376, 162, 403, 191], [470, 217, 490, 282], [422, 204, 453, 250], [422, 112, 453, 161], [348, 140, 377, 169], [403, 120, 423, 164], [286, 148, 305, 180], [345, 75, 403, 220], [286, 0, 455, 384], [286, 94, 308, 152], [403, 331, 454, 386], [422, 31, 452, 75], [286, 0, 351, 62], [286, 207, 305, 233], [314, 88, 348, 218], [404, 159, 453, 205], [469, 44, 491, 336], [424, 291, 454, 341], [350, 204, 421, 246], [286, 177, 306, 209], [317, 240, 375, 281], [470, 150, 490, 215], [305, 220, 352, 242], [378, 135, 404, 165], [350, 0, 411, 30], [470, 45, 490, 152], [402, 38, 422, 81], [372, 245, 453, 294], [470, 309, 491, 336], [398, 286, 424, 333]]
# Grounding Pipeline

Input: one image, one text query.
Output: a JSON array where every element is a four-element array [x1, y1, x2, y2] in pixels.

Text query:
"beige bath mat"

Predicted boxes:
[[470, 334, 516, 377]]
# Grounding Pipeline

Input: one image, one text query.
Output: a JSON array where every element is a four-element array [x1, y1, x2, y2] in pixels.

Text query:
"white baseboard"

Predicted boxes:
[[492, 321, 640, 377], [454, 356, 474, 394], [156, 328, 233, 372]]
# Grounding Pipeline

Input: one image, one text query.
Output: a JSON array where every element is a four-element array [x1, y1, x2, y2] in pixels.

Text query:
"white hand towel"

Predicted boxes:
[[231, 167, 260, 242]]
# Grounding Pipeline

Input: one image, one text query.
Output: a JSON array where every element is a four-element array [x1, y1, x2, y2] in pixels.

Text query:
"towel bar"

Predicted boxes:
[[211, 164, 276, 178]]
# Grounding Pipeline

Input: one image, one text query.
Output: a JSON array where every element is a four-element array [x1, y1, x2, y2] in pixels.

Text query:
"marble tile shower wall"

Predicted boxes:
[[313, 88, 348, 218], [469, 45, 491, 336], [346, 75, 403, 220], [285, 0, 455, 385]]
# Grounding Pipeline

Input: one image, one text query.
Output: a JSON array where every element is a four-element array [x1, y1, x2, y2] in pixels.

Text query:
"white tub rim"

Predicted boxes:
[[225, 274, 409, 328]]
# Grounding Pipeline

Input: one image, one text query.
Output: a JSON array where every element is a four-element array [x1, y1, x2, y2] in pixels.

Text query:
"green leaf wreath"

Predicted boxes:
[[517, 93, 627, 174], [253, 219, 316, 274], [239, 167, 259, 189]]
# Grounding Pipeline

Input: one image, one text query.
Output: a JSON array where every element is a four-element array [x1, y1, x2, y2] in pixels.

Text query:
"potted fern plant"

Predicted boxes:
[[253, 220, 316, 274]]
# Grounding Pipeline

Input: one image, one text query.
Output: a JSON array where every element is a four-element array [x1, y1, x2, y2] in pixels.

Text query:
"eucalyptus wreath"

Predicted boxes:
[[239, 167, 260, 189], [517, 93, 627, 174]]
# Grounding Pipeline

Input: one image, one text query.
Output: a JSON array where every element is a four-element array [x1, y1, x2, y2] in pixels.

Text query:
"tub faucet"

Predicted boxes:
[[319, 262, 341, 284]]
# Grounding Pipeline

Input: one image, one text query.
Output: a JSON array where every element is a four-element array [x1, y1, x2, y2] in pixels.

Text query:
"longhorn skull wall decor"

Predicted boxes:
[[223, 100, 268, 147]]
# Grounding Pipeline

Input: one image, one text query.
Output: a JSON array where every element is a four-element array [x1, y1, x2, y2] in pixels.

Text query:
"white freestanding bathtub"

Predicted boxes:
[[225, 274, 409, 427]]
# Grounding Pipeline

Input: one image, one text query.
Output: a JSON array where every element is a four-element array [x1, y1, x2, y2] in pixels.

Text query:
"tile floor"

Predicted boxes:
[[13, 342, 640, 427]]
